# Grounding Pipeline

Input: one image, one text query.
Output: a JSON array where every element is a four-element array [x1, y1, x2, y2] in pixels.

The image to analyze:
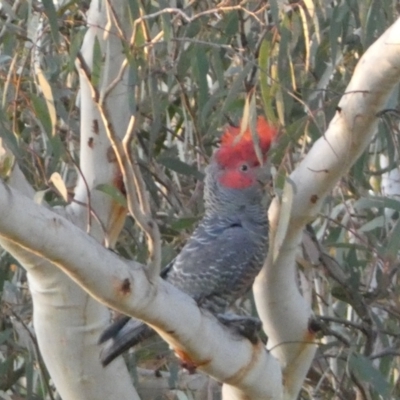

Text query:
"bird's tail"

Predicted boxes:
[[99, 316, 155, 366]]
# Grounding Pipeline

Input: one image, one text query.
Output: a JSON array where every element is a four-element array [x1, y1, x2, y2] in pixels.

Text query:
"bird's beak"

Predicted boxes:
[[256, 163, 271, 184]]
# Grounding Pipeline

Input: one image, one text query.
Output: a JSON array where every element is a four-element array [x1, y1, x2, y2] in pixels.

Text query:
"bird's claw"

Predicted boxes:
[[216, 313, 262, 344]]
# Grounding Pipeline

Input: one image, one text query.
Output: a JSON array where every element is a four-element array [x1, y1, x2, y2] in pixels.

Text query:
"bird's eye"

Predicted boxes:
[[240, 164, 249, 172]]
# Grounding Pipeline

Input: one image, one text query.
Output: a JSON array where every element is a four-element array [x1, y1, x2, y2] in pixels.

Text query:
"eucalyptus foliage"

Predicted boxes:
[[1, 1, 400, 399]]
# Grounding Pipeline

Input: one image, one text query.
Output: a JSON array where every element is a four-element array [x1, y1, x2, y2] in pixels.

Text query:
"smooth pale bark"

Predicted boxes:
[[0, 182, 283, 400], [0, 156, 135, 400], [0, 240, 137, 400], [0, 1, 138, 399], [254, 17, 400, 400], [2, 4, 400, 400]]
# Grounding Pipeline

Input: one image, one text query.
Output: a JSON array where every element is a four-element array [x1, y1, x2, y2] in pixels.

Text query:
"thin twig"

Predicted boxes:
[[123, 116, 150, 215], [123, 116, 162, 274]]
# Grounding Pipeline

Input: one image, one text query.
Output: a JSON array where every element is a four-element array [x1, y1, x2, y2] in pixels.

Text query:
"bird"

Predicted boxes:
[[99, 116, 276, 367]]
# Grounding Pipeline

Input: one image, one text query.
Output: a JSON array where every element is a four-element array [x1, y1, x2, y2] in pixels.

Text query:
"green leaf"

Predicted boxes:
[[55, 97, 80, 135], [69, 28, 86, 71], [149, 74, 162, 143], [384, 218, 400, 260], [259, 38, 276, 123], [329, 5, 341, 65], [275, 88, 285, 125], [91, 37, 102, 88], [364, 0, 381, 48], [355, 196, 400, 212], [159, 0, 172, 42], [42, 0, 60, 45], [170, 217, 198, 231], [30, 93, 52, 138], [349, 353, 391, 398], [177, 45, 193, 79], [128, 59, 138, 115], [185, 20, 201, 38], [222, 63, 253, 113], [201, 88, 228, 122], [95, 184, 127, 207], [192, 48, 209, 114], [158, 157, 204, 180], [126, 0, 140, 19], [0, 114, 20, 159], [278, 23, 291, 86], [224, 12, 238, 37], [298, 5, 310, 72], [35, 67, 57, 136], [0, 329, 11, 345], [48, 134, 65, 170], [268, 0, 280, 26], [141, 167, 160, 208], [211, 47, 225, 90], [351, 151, 368, 186], [358, 215, 384, 233]]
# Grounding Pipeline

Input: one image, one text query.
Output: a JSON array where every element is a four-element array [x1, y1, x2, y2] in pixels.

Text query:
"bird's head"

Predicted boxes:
[[205, 116, 277, 211]]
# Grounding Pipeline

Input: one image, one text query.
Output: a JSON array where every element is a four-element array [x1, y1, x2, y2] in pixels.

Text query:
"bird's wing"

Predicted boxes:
[[98, 217, 267, 364], [165, 219, 267, 312]]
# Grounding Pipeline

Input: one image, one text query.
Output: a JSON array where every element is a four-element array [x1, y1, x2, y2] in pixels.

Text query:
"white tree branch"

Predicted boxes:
[[254, 17, 400, 400], [3, 3, 400, 399], [0, 1, 138, 399], [0, 237, 138, 400], [0, 182, 283, 400]]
